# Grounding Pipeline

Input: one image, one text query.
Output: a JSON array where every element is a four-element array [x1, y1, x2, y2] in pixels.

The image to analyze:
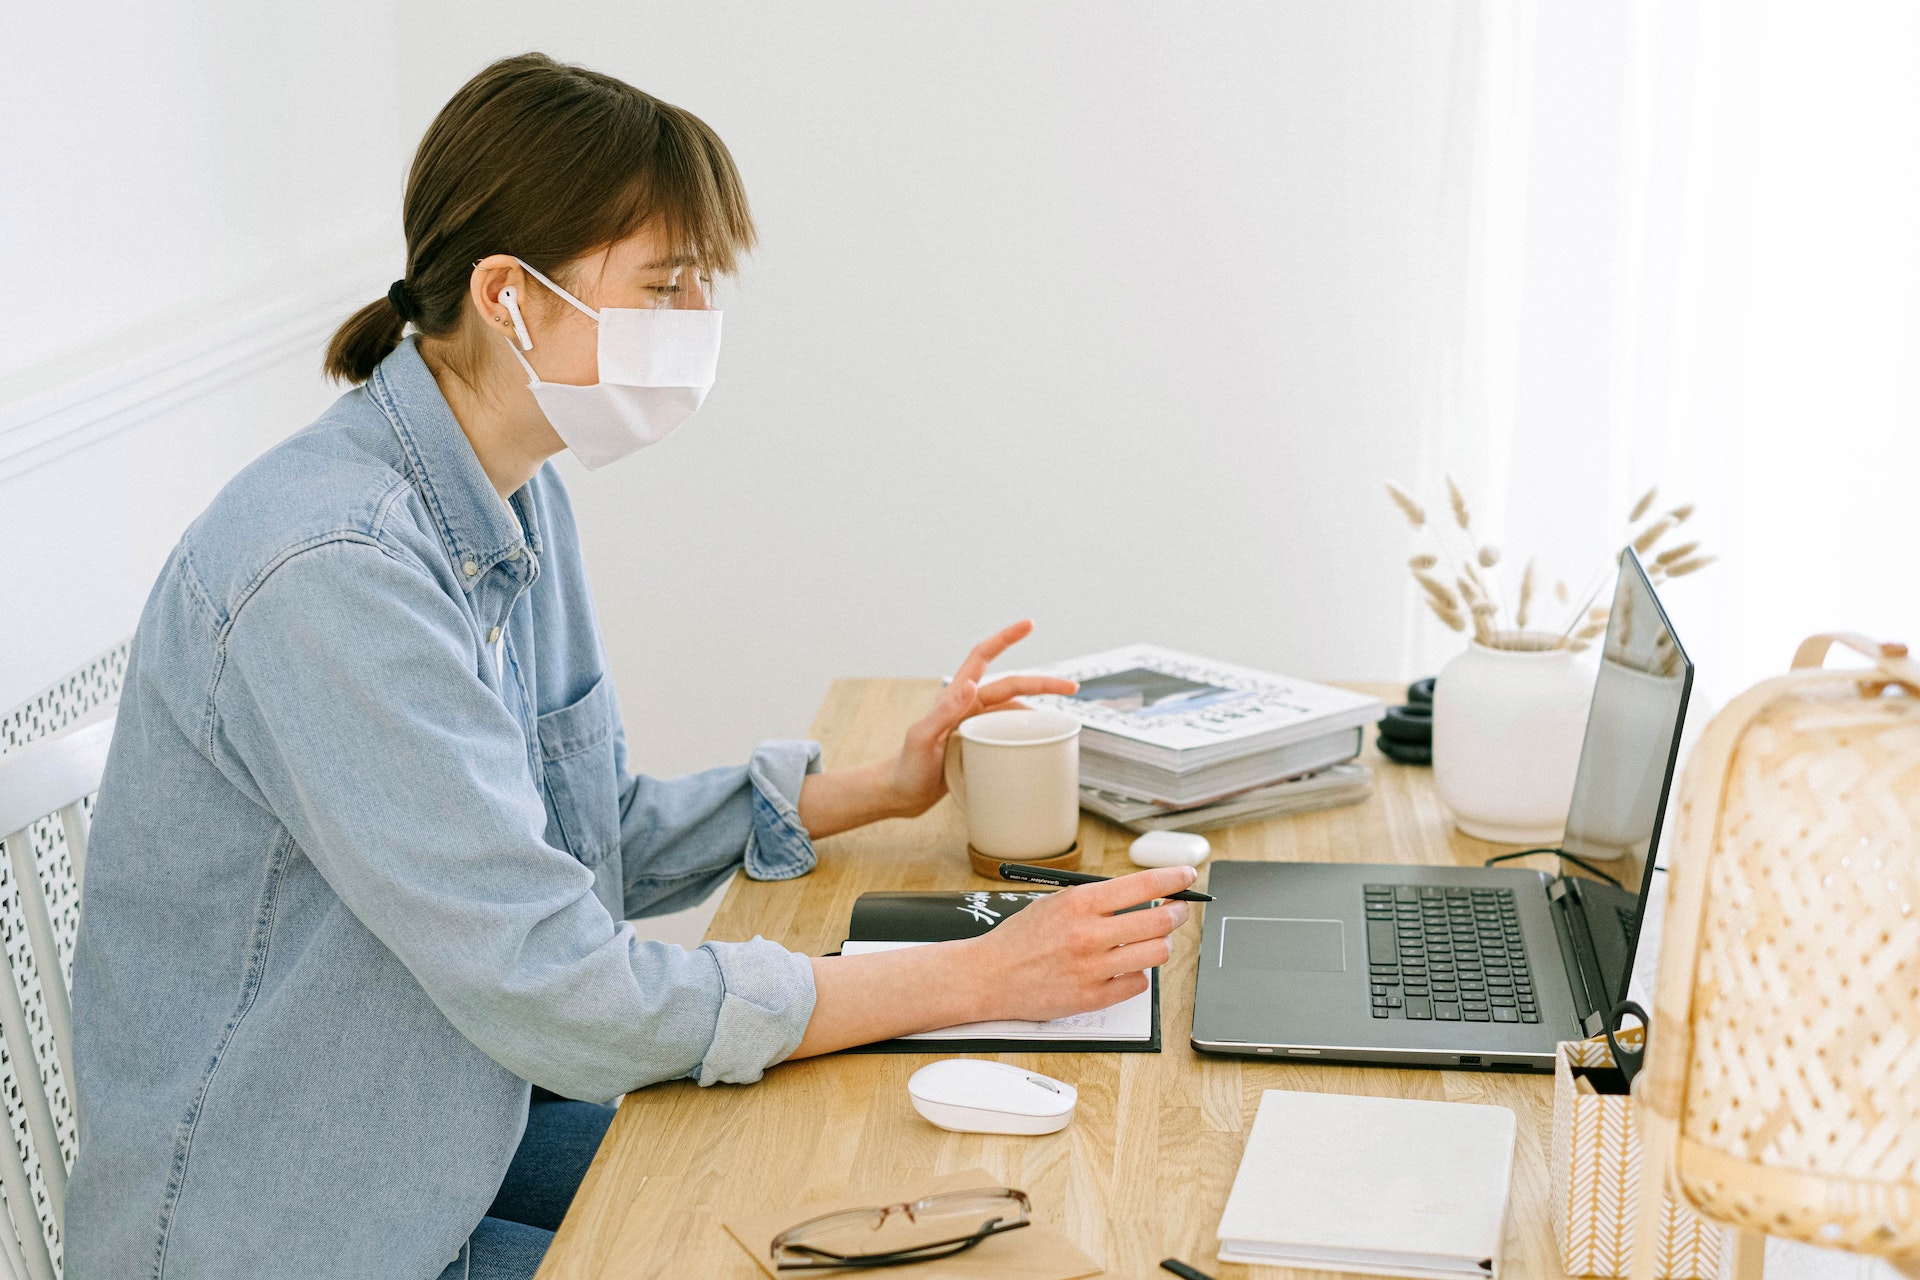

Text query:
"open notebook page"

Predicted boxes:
[[839, 939, 1154, 1041]]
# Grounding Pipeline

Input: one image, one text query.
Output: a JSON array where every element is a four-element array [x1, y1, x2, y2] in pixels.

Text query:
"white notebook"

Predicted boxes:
[[1217, 1090, 1516, 1280], [839, 940, 1152, 1041]]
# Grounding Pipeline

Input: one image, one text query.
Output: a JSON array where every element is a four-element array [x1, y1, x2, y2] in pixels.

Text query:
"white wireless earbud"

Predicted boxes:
[[499, 286, 533, 351]]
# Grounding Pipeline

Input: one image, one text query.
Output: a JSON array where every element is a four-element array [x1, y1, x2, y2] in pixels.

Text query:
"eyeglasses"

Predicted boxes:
[[770, 1186, 1031, 1270]]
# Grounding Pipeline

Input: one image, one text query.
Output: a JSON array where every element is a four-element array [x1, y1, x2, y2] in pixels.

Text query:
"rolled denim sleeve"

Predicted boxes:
[[693, 937, 817, 1086], [617, 739, 822, 919], [215, 540, 815, 1099], [615, 741, 824, 1083]]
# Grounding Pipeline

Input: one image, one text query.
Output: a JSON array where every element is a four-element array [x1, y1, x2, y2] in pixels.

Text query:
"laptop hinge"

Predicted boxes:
[[1547, 877, 1610, 1036]]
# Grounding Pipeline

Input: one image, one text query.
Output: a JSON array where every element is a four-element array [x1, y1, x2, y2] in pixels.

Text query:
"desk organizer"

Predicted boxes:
[[1551, 1031, 1725, 1279]]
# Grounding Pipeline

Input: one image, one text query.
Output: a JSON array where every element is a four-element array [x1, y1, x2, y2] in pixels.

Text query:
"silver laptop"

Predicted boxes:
[[1191, 549, 1692, 1071]]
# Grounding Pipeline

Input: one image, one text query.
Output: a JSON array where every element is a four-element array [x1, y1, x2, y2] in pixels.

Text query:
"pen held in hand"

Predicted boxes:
[[997, 862, 1214, 902]]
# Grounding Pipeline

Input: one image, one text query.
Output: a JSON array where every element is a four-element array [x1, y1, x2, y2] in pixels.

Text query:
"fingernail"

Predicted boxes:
[[1168, 901, 1191, 927]]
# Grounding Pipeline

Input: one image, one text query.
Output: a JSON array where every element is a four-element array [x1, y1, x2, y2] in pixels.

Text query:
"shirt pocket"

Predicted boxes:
[[535, 675, 621, 867]]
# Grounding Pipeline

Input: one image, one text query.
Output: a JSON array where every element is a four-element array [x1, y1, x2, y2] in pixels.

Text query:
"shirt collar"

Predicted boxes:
[[368, 336, 542, 588]]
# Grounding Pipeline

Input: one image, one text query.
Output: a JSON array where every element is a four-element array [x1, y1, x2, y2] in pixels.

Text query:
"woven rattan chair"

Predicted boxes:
[[1631, 634, 1920, 1280]]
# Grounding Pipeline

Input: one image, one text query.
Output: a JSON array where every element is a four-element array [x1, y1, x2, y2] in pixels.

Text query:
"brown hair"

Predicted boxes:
[[325, 52, 755, 383]]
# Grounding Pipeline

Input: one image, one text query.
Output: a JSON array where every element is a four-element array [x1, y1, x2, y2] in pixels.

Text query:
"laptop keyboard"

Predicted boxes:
[[1363, 885, 1539, 1024]]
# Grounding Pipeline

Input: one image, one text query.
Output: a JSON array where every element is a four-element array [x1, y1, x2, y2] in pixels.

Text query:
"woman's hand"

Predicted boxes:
[[884, 619, 1079, 819], [796, 620, 1078, 838], [790, 866, 1198, 1058], [958, 866, 1196, 1020]]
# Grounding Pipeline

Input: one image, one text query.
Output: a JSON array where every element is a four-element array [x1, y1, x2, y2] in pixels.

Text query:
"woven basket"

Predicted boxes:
[[1631, 634, 1920, 1280]]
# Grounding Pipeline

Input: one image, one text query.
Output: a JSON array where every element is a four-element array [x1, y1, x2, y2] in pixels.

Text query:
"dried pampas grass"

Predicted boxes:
[[1662, 554, 1716, 578], [1631, 517, 1674, 554], [1387, 476, 1716, 652], [1446, 475, 1472, 530], [1415, 573, 1460, 612], [1425, 598, 1466, 632], [1385, 483, 1427, 529]]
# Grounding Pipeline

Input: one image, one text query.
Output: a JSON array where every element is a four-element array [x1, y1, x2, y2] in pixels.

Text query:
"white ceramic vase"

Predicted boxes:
[[1432, 633, 1595, 844]]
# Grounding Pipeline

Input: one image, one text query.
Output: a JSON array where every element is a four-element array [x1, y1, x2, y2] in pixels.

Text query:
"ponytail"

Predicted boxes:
[[324, 295, 408, 384]]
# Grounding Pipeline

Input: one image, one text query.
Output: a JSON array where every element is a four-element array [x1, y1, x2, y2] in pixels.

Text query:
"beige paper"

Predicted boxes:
[[723, 1167, 1101, 1280]]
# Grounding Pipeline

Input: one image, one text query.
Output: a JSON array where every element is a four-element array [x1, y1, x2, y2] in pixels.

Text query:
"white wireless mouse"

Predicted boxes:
[[1128, 830, 1210, 868], [907, 1059, 1077, 1135]]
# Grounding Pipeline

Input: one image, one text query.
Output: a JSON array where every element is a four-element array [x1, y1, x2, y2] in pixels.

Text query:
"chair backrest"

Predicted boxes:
[[1639, 635, 1920, 1263], [0, 715, 112, 1280]]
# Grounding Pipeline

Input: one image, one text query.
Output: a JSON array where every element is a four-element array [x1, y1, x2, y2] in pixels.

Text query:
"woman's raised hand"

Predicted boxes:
[[960, 867, 1199, 1021], [884, 620, 1079, 818], [793, 620, 1077, 841]]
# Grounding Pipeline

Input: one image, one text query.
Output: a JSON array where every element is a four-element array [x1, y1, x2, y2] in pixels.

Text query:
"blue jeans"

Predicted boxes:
[[437, 1090, 616, 1280]]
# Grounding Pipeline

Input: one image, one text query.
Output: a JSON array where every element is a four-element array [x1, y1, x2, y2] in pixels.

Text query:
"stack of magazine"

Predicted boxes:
[[1007, 644, 1385, 833]]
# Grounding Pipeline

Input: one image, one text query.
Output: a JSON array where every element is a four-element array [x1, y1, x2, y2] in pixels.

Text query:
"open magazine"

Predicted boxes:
[[1006, 644, 1385, 770]]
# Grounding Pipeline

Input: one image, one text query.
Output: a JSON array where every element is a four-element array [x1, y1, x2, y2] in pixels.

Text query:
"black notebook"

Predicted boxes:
[[839, 890, 1162, 1054]]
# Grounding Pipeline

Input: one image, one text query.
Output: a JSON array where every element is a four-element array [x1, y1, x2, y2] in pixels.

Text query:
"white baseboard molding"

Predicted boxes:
[[0, 257, 391, 485]]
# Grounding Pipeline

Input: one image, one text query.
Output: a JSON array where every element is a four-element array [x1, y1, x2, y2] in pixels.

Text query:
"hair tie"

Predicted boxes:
[[387, 279, 417, 323]]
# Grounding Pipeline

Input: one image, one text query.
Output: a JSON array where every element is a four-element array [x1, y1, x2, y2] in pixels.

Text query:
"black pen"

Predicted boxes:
[[998, 862, 1214, 902], [1160, 1260, 1217, 1280]]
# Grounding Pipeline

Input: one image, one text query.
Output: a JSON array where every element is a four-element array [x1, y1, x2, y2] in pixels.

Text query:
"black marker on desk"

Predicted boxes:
[[1160, 1260, 1217, 1280], [997, 862, 1214, 902]]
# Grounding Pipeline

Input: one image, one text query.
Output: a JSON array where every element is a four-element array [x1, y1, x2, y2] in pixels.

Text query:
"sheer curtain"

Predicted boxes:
[[1427, 6, 1916, 1278], [1408, 0, 1920, 725]]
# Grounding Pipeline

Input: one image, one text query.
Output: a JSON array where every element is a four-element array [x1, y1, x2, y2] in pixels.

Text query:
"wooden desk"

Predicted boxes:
[[538, 680, 1572, 1280]]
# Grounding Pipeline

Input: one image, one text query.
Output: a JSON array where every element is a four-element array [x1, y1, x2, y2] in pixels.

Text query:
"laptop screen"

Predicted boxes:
[[1555, 548, 1693, 1011]]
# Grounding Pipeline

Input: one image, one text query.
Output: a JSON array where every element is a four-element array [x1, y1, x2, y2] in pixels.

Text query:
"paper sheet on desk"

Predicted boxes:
[[724, 1167, 1102, 1280], [839, 940, 1153, 1040]]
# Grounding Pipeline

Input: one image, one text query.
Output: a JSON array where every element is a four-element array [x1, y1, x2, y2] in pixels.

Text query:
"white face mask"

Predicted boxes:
[[501, 257, 722, 470]]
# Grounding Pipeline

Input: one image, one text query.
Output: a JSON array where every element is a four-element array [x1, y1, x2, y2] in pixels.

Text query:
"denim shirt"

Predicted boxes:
[[67, 336, 822, 1280]]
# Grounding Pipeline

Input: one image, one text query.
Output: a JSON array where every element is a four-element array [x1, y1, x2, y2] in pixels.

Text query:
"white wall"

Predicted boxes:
[[0, 0, 404, 712], [0, 1, 404, 388], [394, 1, 1479, 776]]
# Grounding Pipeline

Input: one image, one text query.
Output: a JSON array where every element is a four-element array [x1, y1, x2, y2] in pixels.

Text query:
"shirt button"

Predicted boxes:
[[507, 547, 523, 560], [487, 626, 502, 644], [462, 560, 478, 576]]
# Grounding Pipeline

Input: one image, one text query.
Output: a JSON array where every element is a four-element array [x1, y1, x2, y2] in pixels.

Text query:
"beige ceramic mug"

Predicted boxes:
[[942, 708, 1081, 859]]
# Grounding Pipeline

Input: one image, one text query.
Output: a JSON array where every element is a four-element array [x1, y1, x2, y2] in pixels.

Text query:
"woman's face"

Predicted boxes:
[[470, 224, 713, 388]]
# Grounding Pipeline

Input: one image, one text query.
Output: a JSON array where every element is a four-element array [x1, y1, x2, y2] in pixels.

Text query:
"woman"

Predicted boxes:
[[67, 53, 1193, 1280]]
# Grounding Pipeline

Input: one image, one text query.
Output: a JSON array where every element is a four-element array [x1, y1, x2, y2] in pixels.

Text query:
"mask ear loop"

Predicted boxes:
[[514, 258, 605, 323], [496, 257, 604, 385]]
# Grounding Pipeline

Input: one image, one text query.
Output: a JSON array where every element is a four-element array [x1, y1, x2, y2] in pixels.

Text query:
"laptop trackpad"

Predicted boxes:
[[1220, 917, 1347, 972]]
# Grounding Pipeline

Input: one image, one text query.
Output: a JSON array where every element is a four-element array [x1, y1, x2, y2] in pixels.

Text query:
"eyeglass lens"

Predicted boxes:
[[774, 1188, 1028, 1262]]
